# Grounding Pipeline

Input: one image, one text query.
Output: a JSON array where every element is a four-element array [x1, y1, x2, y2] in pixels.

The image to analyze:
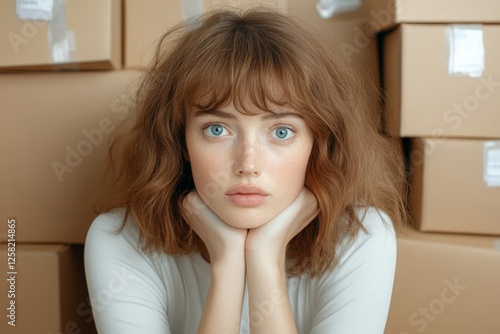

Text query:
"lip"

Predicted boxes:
[[226, 185, 269, 196], [226, 185, 269, 207]]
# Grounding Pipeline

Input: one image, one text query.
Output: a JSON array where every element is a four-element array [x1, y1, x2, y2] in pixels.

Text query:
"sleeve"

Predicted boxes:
[[84, 211, 171, 334], [309, 208, 397, 334]]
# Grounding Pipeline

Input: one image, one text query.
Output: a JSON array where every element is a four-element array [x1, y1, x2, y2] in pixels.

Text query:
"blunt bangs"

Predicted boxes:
[[169, 10, 313, 116]]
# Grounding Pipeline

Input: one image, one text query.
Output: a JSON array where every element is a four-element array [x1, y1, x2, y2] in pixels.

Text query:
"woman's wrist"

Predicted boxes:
[[200, 246, 246, 334], [246, 250, 295, 334], [246, 249, 287, 278], [210, 249, 246, 274]]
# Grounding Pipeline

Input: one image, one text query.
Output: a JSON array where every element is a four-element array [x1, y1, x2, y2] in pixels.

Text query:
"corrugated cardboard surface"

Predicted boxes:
[[368, 0, 500, 32], [0, 244, 97, 333], [124, 0, 378, 71], [409, 138, 500, 235], [386, 229, 500, 333], [0, 0, 121, 70], [383, 24, 500, 139], [125, 0, 288, 69], [124, 0, 382, 126], [0, 71, 141, 243], [288, 0, 382, 125]]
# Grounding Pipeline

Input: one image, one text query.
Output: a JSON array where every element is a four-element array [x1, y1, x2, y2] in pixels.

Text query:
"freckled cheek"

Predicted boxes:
[[270, 152, 310, 185], [189, 148, 231, 191]]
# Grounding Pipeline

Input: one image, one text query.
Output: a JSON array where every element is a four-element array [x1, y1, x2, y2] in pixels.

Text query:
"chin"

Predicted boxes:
[[217, 210, 276, 230], [224, 218, 268, 229]]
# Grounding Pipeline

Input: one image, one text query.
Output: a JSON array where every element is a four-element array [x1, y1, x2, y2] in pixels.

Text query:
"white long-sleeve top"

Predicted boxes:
[[84, 207, 396, 334]]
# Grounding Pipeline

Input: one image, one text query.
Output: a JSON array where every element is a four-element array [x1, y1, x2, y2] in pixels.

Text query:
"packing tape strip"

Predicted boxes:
[[316, 0, 361, 19], [182, 0, 203, 28], [484, 141, 500, 187], [494, 239, 500, 251], [447, 24, 485, 78], [48, 0, 73, 64], [15, 0, 73, 65]]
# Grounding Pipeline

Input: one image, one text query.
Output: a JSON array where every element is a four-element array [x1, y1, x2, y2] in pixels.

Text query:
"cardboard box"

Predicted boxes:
[[0, 244, 97, 334], [408, 138, 500, 235], [0, 0, 121, 70], [383, 24, 500, 138], [124, 0, 383, 126], [385, 229, 500, 334], [125, 0, 288, 69], [367, 0, 500, 32], [0, 71, 140, 243], [286, 1, 383, 126]]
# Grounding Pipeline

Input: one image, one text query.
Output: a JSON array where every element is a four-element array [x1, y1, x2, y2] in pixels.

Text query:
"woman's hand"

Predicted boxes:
[[183, 191, 248, 333], [245, 187, 319, 266], [182, 191, 248, 265], [244, 188, 318, 334]]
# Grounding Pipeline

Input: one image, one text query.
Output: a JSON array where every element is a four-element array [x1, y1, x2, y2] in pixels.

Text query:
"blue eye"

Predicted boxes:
[[273, 127, 293, 140], [204, 124, 228, 137], [210, 125, 224, 136]]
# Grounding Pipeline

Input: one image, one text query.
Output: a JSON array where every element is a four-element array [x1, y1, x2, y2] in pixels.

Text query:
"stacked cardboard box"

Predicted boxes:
[[125, 0, 288, 69], [0, 0, 385, 332], [367, 1, 500, 332], [0, 0, 122, 70], [0, 244, 95, 333], [0, 1, 137, 332], [123, 0, 384, 119], [5, 0, 459, 332], [386, 231, 500, 333]]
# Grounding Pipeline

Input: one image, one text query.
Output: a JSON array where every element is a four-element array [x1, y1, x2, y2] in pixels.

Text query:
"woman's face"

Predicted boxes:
[[185, 103, 314, 229]]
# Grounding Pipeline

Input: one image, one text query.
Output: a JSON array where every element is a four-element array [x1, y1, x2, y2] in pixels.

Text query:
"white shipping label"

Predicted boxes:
[[182, 0, 203, 21], [484, 141, 500, 187], [316, 0, 361, 19], [448, 25, 485, 78], [16, 0, 54, 21]]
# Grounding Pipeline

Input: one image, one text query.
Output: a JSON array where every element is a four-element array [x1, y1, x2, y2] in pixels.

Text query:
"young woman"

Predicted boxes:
[[84, 9, 407, 334]]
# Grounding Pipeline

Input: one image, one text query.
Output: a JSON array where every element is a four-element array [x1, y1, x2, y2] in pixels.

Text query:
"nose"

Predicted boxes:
[[233, 139, 261, 177]]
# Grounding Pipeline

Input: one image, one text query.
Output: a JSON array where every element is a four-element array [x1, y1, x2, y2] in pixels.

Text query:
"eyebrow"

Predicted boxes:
[[261, 111, 303, 120], [194, 109, 303, 120], [194, 109, 237, 119]]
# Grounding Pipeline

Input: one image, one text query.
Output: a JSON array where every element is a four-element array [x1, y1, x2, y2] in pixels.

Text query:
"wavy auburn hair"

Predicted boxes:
[[96, 9, 407, 276]]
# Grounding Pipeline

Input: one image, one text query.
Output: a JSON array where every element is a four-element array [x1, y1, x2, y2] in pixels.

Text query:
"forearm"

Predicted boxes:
[[198, 254, 246, 334], [246, 256, 297, 334]]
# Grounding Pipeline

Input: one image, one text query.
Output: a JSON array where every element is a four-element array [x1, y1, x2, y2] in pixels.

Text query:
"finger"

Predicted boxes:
[[182, 192, 227, 234], [282, 188, 317, 222], [183, 192, 221, 231], [284, 188, 319, 240], [181, 192, 212, 241], [183, 191, 206, 215]]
